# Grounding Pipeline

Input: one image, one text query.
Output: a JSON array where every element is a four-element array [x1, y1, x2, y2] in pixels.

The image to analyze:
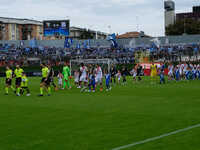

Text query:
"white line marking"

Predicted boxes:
[[112, 123, 200, 150]]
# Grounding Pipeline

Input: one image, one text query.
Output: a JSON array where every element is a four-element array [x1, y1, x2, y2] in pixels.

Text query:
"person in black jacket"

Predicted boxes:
[[47, 64, 57, 90], [121, 67, 127, 85], [110, 65, 117, 84], [137, 64, 143, 81]]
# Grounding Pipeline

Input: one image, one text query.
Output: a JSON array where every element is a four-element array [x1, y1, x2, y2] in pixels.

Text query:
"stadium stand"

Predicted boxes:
[[0, 35, 200, 66]]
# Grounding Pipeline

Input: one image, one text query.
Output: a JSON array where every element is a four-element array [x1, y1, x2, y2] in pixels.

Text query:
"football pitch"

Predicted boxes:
[[0, 77, 200, 150]]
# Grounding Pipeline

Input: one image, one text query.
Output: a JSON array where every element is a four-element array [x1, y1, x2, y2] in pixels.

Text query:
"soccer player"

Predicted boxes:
[[95, 64, 103, 91], [74, 70, 80, 87], [130, 67, 137, 82], [175, 66, 180, 81], [168, 64, 174, 81], [116, 70, 121, 84], [39, 63, 51, 96], [14, 65, 24, 96], [137, 64, 143, 81], [192, 66, 197, 80], [159, 68, 165, 84], [186, 67, 192, 80], [198, 66, 200, 80], [78, 63, 88, 90], [57, 71, 63, 89], [21, 72, 31, 96], [121, 67, 127, 85], [150, 63, 157, 84], [179, 63, 184, 80], [105, 70, 111, 91], [183, 63, 188, 80], [47, 64, 57, 90], [62, 61, 72, 90], [88, 69, 96, 92], [5, 66, 15, 95]]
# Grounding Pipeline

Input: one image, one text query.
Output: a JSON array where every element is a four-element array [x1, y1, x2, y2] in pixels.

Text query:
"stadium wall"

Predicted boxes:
[[0, 34, 200, 48]]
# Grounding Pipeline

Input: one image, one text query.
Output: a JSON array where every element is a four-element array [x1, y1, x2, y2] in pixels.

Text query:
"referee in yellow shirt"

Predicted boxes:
[[38, 63, 51, 96], [14, 65, 24, 96], [5, 66, 15, 95]]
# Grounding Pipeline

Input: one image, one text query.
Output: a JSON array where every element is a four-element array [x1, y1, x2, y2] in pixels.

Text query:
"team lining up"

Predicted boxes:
[[4, 62, 200, 96]]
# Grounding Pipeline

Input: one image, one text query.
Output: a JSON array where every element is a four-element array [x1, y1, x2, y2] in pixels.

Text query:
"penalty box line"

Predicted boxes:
[[112, 123, 200, 150]]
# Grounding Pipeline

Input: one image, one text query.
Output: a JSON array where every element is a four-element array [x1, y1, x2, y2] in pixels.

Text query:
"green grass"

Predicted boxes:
[[0, 77, 200, 150]]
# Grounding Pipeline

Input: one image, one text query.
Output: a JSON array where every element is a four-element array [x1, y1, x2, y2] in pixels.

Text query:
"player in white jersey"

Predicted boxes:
[[197, 65, 200, 79], [183, 63, 188, 79], [74, 70, 80, 87], [57, 72, 63, 89], [180, 63, 184, 80], [130, 67, 137, 82], [168, 64, 174, 80], [95, 64, 103, 91], [190, 64, 194, 70], [116, 70, 121, 84], [78, 63, 88, 89]]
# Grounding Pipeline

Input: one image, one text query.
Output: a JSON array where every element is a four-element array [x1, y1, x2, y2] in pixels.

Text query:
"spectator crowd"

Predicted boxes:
[[0, 42, 200, 66]]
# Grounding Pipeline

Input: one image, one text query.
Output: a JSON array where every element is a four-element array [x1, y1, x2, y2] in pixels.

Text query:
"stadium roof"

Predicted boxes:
[[117, 31, 151, 39], [0, 17, 42, 25], [70, 26, 107, 35]]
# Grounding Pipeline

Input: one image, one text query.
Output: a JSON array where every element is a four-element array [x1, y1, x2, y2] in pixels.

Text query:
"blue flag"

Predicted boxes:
[[64, 37, 73, 48], [194, 47, 198, 53], [107, 33, 118, 48], [76, 43, 81, 49]]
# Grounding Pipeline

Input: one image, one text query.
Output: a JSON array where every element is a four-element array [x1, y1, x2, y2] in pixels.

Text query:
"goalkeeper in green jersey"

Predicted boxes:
[[62, 61, 72, 90]]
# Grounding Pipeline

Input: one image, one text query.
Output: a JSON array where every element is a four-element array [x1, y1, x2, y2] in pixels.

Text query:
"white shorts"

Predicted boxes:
[[179, 70, 183, 75], [168, 71, 173, 76], [95, 77, 102, 83], [75, 78, 79, 83], [118, 77, 121, 81], [133, 73, 137, 78], [58, 79, 62, 85], [80, 76, 87, 82]]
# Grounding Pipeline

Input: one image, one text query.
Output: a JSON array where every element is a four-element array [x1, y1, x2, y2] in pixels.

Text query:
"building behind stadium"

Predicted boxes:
[[0, 17, 43, 40], [0, 17, 107, 40], [164, 0, 200, 34]]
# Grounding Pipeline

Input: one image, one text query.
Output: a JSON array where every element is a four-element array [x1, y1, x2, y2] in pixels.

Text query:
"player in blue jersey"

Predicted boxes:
[[192, 66, 197, 80], [105, 70, 111, 91], [185, 67, 192, 80], [198, 66, 200, 80], [159, 68, 165, 84], [175, 67, 180, 81], [88, 70, 96, 92]]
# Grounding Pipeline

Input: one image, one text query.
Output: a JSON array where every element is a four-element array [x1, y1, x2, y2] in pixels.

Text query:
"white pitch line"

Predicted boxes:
[[112, 123, 200, 150]]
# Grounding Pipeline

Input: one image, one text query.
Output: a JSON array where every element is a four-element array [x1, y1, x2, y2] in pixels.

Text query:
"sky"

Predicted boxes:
[[0, 0, 199, 36]]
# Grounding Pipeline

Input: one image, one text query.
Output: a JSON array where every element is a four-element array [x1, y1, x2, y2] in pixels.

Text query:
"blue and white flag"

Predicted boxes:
[[76, 43, 81, 49], [150, 38, 160, 48], [64, 37, 73, 48], [107, 33, 118, 48]]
